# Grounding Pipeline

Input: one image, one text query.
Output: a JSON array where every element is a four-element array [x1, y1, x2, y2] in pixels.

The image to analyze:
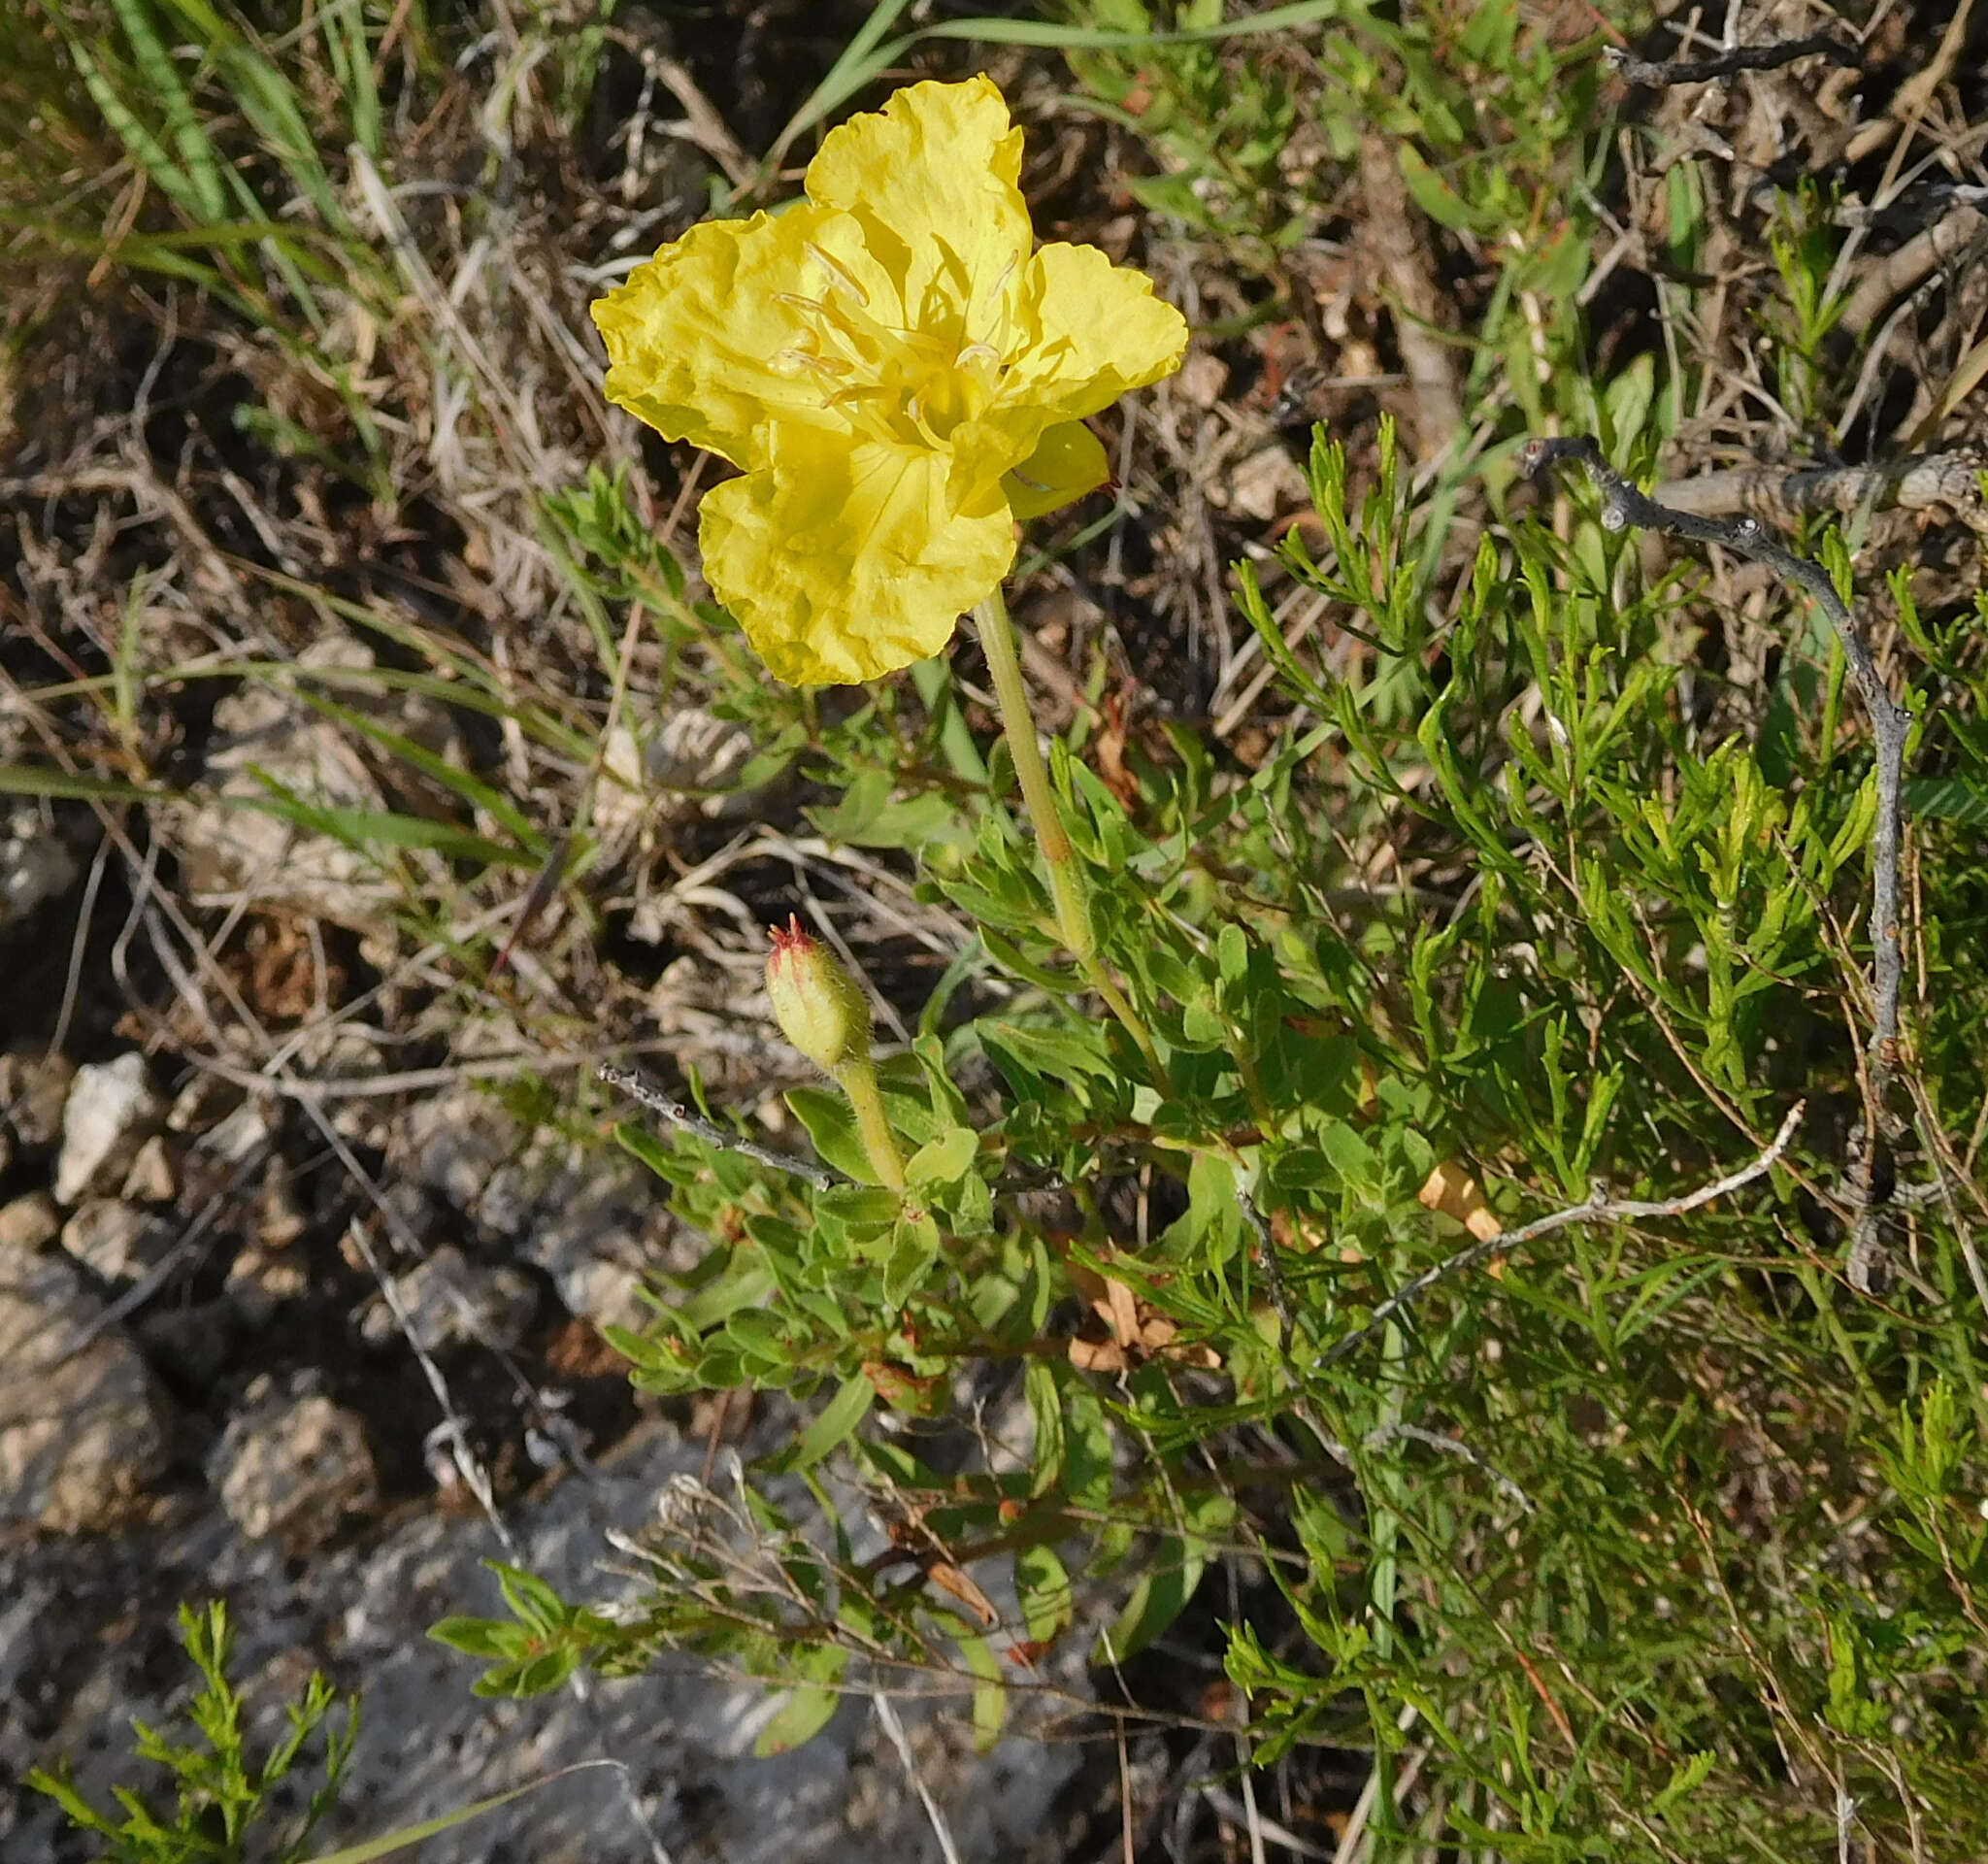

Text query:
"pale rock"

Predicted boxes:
[[255, 1154, 308, 1248], [225, 1244, 311, 1325], [0, 1250, 166, 1529], [209, 1380, 377, 1551], [1176, 350, 1230, 409], [203, 1097, 275, 1163], [357, 1245, 539, 1350], [1224, 443, 1311, 523], [0, 1191, 59, 1253], [405, 1087, 520, 1215], [0, 1048, 76, 1150], [60, 1200, 172, 1284], [172, 634, 443, 927], [402, 1088, 664, 1333], [166, 1070, 245, 1133], [53, 1053, 164, 1205], [120, 1134, 178, 1204], [0, 802, 80, 930]]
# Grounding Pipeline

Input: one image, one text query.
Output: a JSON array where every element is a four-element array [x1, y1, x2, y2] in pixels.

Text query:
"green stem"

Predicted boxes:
[[972, 587, 1159, 1071], [836, 1055, 906, 1193]]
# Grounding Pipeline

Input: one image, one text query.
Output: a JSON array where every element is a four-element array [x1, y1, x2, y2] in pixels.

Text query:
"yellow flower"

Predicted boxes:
[[591, 76, 1188, 685]]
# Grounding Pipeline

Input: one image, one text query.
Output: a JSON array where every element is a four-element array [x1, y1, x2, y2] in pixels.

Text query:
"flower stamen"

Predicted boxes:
[[805, 242, 872, 307]]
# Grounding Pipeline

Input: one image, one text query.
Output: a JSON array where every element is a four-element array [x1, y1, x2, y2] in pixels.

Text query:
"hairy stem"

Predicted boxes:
[[836, 1055, 906, 1193], [972, 586, 1158, 1069]]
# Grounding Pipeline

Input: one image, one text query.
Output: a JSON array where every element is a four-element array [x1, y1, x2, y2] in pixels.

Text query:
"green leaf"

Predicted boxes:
[[1904, 776, 1988, 826], [764, 1374, 875, 1474], [1396, 142, 1478, 232], [754, 1682, 844, 1756], [882, 1212, 942, 1310], [489, 1564, 565, 1632], [956, 1631, 1007, 1754], [906, 1125, 979, 1192], [785, 1086, 875, 1182], [298, 1762, 637, 1863], [1025, 1360, 1065, 1497], [1096, 1539, 1208, 1664], [1649, 1749, 1717, 1815], [426, 1617, 528, 1661], [1015, 1544, 1075, 1641]]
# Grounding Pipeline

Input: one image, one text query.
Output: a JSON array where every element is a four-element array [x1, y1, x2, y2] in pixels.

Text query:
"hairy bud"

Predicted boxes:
[[765, 918, 872, 1074]]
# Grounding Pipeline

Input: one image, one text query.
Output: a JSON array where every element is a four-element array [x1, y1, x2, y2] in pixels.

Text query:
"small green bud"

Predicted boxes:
[[766, 917, 872, 1074]]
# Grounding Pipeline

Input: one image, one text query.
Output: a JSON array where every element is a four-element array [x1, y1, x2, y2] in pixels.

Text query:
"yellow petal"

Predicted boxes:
[[698, 432, 1016, 685], [802, 77, 1031, 346], [1003, 420, 1110, 519], [592, 204, 854, 467], [1008, 241, 1189, 421]]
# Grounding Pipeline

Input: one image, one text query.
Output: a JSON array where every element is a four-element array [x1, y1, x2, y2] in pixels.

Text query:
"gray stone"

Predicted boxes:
[[403, 1089, 667, 1333], [357, 1245, 540, 1350], [0, 802, 80, 930], [209, 1380, 378, 1553], [0, 1048, 76, 1150], [2, 1408, 1091, 1864], [0, 1191, 59, 1253], [511, 1147, 665, 1335], [119, 1133, 178, 1204], [60, 1200, 173, 1283], [0, 1250, 166, 1530], [224, 1243, 311, 1326], [53, 1053, 164, 1205], [172, 635, 447, 928]]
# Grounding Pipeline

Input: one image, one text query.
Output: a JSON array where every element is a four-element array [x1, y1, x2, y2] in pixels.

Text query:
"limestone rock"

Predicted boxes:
[[53, 1053, 164, 1205], [0, 1251, 166, 1530], [60, 1200, 173, 1284], [0, 1191, 59, 1254], [209, 1381, 378, 1553], [357, 1245, 539, 1350], [0, 1048, 76, 1151]]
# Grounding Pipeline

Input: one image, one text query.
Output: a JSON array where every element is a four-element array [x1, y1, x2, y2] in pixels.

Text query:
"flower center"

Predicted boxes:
[[777, 245, 1010, 450]]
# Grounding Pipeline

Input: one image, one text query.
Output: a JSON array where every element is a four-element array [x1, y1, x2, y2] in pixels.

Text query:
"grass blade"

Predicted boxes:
[[101, 0, 229, 220]]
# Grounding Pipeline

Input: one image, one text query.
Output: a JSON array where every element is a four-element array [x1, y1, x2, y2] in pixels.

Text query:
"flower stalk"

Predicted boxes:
[[972, 586, 1158, 1070], [836, 1055, 906, 1195]]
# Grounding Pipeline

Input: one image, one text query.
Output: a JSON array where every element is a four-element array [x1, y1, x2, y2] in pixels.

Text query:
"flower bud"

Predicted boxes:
[[766, 917, 872, 1074]]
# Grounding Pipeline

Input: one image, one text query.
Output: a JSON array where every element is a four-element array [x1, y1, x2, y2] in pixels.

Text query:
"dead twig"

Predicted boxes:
[[1605, 31, 1859, 89], [1315, 1100, 1806, 1369], [598, 1062, 837, 1188], [1839, 205, 1988, 338], [1522, 432, 1914, 1289], [1650, 449, 1988, 523]]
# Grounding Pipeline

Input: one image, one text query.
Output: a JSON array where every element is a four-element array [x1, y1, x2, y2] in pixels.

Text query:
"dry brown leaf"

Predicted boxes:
[[1069, 1335, 1128, 1373], [926, 1561, 997, 1626], [1417, 1159, 1503, 1242]]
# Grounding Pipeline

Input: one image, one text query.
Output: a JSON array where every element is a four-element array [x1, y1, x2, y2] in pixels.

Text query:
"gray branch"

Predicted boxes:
[[598, 1063, 837, 1189], [1316, 1103, 1805, 1369], [1522, 433, 1913, 1286], [1605, 32, 1858, 88]]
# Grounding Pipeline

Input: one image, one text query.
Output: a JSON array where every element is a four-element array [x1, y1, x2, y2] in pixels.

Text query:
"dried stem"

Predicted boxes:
[[599, 1063, 838, 1189], [1316, 1101, 1806, 1370], [1522, 433, 1912, 1286], [1605, 31, 1859, 89]]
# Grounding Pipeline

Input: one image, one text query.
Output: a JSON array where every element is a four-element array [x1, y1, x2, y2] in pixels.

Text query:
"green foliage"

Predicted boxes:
[[27, 1602, 358, 1864], [10, 0, 1986, 1853], [1059, 0, 1308, 243], [438, 413, 1988, 1859]]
